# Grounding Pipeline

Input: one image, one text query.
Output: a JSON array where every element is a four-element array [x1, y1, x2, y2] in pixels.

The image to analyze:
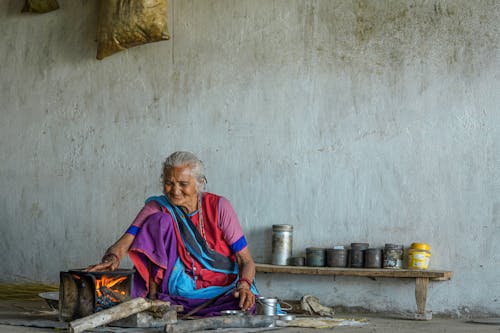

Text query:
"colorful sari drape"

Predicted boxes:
[[128, 195, 257, 316]]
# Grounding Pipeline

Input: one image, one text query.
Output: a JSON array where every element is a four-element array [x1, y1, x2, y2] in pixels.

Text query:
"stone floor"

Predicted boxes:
[[0, 299, 498, 333]]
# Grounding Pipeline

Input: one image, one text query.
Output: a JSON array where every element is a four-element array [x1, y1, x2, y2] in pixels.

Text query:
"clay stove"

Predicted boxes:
[[59, 269, 134, 321]]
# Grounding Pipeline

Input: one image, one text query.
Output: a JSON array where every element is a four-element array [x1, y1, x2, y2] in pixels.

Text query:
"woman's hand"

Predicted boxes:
[[234, 247, 257, 311], [233, 284, 255, 311], [84, 253, 120, 272]]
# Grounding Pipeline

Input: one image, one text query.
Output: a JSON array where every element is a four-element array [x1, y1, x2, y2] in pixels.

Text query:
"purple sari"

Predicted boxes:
[[129, 211, 255, 316]]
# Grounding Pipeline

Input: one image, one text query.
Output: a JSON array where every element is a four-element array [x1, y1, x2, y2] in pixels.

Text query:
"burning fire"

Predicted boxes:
[[95, 276, 127, 299], [95, 276, 127, 311], [94, 275, 129, 310], [62, 270, 133, 317]]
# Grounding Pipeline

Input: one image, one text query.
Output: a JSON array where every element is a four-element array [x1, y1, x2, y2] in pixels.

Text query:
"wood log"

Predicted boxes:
[[68, 297, 170, 333], [110, 309, 178, 328], [99, 286, 129, 302], [165, 315, 275, 333]]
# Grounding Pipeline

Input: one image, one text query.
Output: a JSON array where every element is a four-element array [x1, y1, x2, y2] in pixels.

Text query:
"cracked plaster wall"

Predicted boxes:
[[0, 0, 499, 316]]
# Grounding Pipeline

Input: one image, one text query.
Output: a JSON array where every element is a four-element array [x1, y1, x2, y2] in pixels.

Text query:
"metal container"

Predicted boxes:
[[364, 248, 383, 268], [383, 244, 404, 269], [349, 243, 369, 268], [278, 314, 296, 321], [221, 310, 245, 316], [306, 247, 326, 267], [271, 224, 293, 266], [59, 269, 134, 321], [326, 248, 347, 267], [256, 297, 278, 316], [287, 256, 305, 266], [39, 291, 59, 310]]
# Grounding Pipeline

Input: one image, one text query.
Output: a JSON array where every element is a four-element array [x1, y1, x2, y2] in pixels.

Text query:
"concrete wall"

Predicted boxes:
[[0, 0, 498, 316]]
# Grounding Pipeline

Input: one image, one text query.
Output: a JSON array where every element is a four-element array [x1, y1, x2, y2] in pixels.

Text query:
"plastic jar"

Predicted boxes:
[[407, 243, 431, 270]]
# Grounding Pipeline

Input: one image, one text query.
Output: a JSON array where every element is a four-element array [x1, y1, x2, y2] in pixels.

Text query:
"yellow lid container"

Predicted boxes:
[[410, 242, 430, 251], [407, 243, 431, 270]]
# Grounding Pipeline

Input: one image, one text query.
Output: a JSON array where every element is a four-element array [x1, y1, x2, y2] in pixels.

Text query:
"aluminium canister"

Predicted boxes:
[[407, 242, 431, 270], [306, 247, 326, 267], [326, 248, 347, 267], [349, 243, 369, 268], [256, 297, 278, 316], [271, 224, 293, 266], [364, 248, 383, 268], [287, 256, 305, 266]]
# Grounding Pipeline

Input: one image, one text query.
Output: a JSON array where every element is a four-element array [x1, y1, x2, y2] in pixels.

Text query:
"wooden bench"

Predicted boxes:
[[255, 263, 453, 320]]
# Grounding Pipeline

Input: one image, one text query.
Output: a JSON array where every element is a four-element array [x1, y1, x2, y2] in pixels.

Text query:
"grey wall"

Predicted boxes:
[[1, 0, 499, 316]]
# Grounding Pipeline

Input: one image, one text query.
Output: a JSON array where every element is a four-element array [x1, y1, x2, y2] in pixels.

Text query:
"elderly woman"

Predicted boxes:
[[87, 151, 257, 315]]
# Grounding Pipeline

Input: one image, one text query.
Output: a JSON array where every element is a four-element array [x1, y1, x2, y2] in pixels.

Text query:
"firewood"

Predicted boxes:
[[68, 297, 170, 333], [165, 315, 275, 333], [99, 286, 129, 302]]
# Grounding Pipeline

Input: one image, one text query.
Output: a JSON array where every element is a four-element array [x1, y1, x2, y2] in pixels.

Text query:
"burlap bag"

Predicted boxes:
[[96, 0, 170, 60], [22, 0, 59, 13]]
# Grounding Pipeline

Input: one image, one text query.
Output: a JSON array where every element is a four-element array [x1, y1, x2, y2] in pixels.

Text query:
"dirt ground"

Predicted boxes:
[[0, 299, 499, 333]]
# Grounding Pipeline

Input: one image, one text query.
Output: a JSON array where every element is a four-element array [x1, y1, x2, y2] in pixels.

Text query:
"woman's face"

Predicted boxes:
[[164, 165, 199, 211]]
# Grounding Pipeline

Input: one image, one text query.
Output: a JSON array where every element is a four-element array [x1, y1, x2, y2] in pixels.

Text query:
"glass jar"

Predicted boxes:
[[383, 244, 403, 269]]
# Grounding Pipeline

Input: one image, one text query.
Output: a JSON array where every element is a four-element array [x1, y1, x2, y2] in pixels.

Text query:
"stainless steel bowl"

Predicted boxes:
[[278, 314, 296, 321], [38, 291, 59, 310], [220, 309, 245, 316]]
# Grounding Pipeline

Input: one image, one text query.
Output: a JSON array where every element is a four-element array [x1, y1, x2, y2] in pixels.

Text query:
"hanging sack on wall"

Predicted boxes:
[[96, 0, 170, 60], [22, 0, 59, 13]]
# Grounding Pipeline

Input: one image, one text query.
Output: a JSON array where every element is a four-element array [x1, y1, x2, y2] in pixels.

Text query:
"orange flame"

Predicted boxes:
[[95, 276, 127, 298]]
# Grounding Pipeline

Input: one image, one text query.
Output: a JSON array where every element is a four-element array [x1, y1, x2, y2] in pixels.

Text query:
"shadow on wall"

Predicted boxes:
[[247, 226, 273, 264]]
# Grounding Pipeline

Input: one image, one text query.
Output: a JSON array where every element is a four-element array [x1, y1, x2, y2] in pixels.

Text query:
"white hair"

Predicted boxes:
[[161, 151, 206, 191]]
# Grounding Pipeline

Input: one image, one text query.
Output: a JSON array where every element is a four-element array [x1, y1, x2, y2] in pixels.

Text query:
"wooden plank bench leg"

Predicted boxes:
[[415, 277, 432, 320]]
